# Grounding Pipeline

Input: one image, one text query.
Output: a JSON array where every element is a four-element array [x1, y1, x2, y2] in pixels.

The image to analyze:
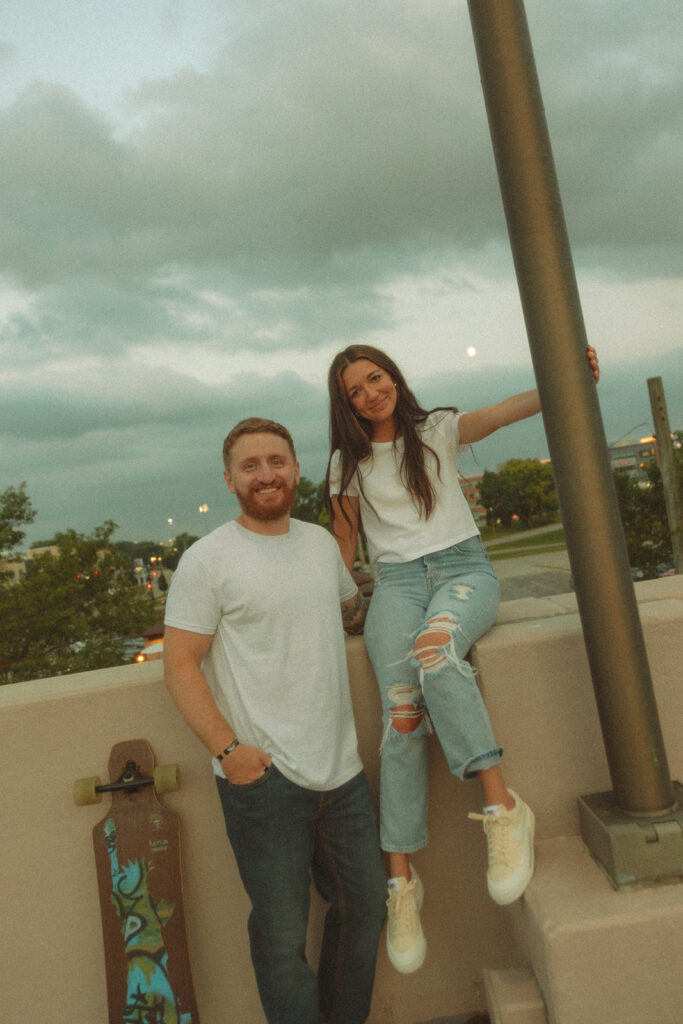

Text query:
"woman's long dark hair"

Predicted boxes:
[[324, 344, 457, 526]]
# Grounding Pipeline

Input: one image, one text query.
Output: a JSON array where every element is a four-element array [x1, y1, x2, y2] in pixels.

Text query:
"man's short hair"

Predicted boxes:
[[222, 417, 297, 469]]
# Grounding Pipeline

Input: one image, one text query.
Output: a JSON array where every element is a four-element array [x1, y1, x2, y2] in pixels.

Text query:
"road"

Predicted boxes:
[[483, 525, 573, 601], [489, 548, 573, 602]]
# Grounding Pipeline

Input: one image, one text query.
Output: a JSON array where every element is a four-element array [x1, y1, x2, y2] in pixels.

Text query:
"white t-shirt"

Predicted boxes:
[[164, 518, 362, 791], [329, 410, 478, 565]]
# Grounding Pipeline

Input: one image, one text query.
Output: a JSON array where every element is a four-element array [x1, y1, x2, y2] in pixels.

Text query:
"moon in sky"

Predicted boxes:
[[466, 346, 477, 358]]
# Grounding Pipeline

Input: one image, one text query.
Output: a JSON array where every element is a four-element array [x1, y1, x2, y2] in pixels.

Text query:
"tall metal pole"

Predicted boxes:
[[467, 0, 674, 815], [648, 377, 683, 574]]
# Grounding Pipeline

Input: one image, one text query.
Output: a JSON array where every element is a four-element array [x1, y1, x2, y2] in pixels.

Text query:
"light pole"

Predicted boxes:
[[467, 0, 680, 887]]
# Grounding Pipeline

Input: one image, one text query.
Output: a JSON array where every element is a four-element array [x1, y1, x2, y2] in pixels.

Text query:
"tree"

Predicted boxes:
[[0, 520, 156, 684], [161, 532, 199, 571], [292, 477, 329, 528], [479, 459, 558, 529], [115, 539, 166, 564], [0, 482, 36, 559], [479, 469, 518, 529], [614, 432, 682, 578]]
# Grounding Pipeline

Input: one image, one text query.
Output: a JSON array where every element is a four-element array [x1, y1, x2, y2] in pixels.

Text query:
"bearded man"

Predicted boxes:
[[163, 417, 386, 1024]]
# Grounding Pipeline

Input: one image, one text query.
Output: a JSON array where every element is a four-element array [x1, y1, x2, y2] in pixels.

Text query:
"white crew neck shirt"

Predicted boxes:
[[329, 410, 478, 566], [164, 518, 362, 790]]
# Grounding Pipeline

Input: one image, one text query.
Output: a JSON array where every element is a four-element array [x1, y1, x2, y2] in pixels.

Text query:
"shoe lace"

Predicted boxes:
[[387, 881, 419, 936], [468, 809, 515, 868]]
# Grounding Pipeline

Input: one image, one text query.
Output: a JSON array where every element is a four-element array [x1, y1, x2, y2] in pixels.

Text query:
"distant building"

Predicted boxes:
[[0, 546, 59, 584], [459, 474, 487, 523], [607, 436, 658, 486]]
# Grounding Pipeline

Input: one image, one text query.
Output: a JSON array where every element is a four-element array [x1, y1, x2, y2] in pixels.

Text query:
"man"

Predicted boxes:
[[164, 417, 386, 1024]]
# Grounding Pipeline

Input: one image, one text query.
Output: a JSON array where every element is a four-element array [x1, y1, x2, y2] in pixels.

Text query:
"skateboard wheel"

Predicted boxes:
[[73, 776, 102, 806], [154, 763, 180, 794]]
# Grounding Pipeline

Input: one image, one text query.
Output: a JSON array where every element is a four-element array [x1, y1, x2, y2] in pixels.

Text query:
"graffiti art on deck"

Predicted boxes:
[[104, 818, 192, 1024]]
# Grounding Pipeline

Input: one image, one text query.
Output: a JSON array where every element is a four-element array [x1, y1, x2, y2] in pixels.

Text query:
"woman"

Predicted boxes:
[[325, 343, 599, 974]]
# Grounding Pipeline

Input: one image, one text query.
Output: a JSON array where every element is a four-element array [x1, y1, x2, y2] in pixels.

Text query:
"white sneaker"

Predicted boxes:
[[469, 790, 535, 905], [385, 865, 427, 973]]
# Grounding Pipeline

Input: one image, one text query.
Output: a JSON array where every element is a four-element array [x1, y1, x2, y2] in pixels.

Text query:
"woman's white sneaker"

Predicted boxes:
[[469, 790, 535, 905], [385, 865, 427, 973]]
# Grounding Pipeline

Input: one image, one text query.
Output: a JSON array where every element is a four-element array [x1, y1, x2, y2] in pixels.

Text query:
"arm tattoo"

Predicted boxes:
[[341, 589, 368, 635]]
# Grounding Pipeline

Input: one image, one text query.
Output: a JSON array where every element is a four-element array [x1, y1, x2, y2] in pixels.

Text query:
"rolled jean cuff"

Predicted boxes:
[[462, 747, 503, 780], [379, 833, 428, 855]]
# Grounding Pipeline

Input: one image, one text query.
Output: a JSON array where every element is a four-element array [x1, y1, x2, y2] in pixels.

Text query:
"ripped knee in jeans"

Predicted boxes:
[[381, 683, 433, 749], [411, 610, 476, 683]]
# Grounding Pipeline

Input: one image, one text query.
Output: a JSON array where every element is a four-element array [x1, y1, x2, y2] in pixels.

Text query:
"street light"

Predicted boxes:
[[198, 504, 209, 536]]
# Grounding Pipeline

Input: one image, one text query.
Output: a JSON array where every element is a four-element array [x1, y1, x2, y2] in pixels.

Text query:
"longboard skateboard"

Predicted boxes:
[[74, 738, 200, 1023]]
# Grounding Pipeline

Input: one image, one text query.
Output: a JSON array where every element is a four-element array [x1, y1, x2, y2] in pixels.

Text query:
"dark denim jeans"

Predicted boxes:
[[216, 766, 386, 1024]]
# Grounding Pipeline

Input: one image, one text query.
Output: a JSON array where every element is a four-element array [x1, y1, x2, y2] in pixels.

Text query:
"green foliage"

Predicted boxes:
[[613, 433, 682, 578], [0, 482, 36, 558], [160, 532, 200, 571], [0, 520, 156, 684], [292, 477, 329, 528], [115, 539, 166, 564], [613, 471, 667, 578], [479, 459, 558, 530]]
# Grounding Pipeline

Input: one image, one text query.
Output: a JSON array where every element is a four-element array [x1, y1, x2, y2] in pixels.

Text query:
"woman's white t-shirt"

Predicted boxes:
[[328, 410, 478, 566]]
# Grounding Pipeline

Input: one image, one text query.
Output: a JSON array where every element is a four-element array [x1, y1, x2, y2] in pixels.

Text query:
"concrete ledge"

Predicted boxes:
[[506, 836, 683, 1024], [0, 658, 164, 703], [483, 966, 547, 1024], [472, 587, 683, 840]]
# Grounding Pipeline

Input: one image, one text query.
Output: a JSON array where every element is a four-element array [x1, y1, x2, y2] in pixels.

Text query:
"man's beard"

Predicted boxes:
[[236, 480, 297, 522]]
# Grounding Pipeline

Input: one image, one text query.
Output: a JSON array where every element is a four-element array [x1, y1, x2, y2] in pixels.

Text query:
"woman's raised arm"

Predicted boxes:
[[458, 345, 600, 446], [458, 390, 541, 445]]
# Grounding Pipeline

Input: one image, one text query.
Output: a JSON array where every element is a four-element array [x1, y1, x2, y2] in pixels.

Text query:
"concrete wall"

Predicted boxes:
[[1, 574, 681, 1023], [473, 575, 683, 1024]]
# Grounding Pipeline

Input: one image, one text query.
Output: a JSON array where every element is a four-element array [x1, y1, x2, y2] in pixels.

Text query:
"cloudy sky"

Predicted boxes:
[[2, 0, 681, 547]]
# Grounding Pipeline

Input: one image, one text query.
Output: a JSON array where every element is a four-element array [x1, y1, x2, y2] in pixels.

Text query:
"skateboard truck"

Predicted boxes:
[[74, 758, 180, 806]]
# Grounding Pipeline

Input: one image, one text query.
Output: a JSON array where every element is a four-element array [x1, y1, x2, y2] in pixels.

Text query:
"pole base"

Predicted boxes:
[[578, 782, 683, 889]]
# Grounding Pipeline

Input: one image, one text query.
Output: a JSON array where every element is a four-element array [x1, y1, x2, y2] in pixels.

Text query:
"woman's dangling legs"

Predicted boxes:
[[410, 539, 535, 905], [364, 558, 432, 974]]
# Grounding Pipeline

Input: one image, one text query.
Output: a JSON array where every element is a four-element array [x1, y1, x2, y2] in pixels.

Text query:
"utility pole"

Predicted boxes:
[[467, 0, 681, 887], [647, 377, 683, 574]]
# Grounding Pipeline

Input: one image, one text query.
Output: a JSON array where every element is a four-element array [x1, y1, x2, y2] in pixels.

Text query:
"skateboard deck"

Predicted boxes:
[[75, 739, 200, 1023]]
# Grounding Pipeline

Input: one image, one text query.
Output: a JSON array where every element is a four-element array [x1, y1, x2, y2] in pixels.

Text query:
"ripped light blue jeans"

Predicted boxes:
[[364, 535, 502, 853]]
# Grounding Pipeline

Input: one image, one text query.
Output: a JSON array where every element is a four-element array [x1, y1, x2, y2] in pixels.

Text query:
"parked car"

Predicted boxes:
[[120, 636, 145, 661], [656, 562, 676, 577], [135, 639, 164, 662]]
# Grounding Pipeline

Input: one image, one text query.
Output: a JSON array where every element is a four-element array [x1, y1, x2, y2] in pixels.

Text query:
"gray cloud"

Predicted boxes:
[[2, 0, 680, 298], [0, 363, 324, 440], [1, 0, 681, 547]]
